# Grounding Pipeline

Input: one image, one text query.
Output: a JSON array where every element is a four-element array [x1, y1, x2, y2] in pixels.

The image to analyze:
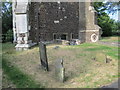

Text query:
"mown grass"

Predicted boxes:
[[100, 36, 120, 42], [61, 42, 119, 60], [2, 36, 119, 88], [2, 71, 16, 88], [2, 57, 44, 88], [47, 42, 118, 88], [2, 42, 16, 54]]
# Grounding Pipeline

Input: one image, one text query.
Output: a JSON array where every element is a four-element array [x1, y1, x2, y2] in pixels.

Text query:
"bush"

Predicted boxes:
[[2, 30, 13, 43]]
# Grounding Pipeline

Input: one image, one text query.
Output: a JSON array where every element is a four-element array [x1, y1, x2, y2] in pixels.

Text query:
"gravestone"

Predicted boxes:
[[55, 59, 65, 82], [39, 42, 49, 71], [106, 55, 112, 63]]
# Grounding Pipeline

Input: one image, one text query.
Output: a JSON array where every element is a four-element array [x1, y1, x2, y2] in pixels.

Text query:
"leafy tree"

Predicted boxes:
[[112, 21, 120, 35], [93, 2, 119, 36], [98, 14, 115, 36], [117, 21, 120, 30], [2, 2, 12, 34]]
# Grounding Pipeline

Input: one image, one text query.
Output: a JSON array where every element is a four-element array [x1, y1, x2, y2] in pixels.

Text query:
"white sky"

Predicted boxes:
[[108, 8, 119, 21], [109, 11, 118, 21]]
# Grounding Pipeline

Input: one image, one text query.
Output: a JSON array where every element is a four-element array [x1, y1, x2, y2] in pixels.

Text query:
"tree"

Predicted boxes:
[[112, 21, 120, 35], [93, 2, 119, 36], [2, 2, 12, 34], [117, 21, 120, 30], [98, 14, 115, 36]]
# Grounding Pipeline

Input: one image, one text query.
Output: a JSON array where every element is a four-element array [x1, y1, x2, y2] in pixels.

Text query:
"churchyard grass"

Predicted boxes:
[[2, 57, 44, 88], [2, 36, 119, 88], [2, 43, 44, 88], [100, 36, 120, 42]]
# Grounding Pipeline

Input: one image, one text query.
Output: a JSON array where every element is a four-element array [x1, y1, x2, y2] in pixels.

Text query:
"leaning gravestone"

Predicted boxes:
[[39, 42, 49, 71], [55, 59, 65, 82]]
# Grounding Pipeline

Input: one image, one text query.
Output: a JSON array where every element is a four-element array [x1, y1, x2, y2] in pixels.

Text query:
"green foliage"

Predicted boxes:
[[2, 29, 13, 42], [2, 2, 12, 34], [93, 2, 119, 36], [117, 21, 120, 30], [98, 14, 114, 36], [6, 29, 13, 41], [93, 2, 120, 14]]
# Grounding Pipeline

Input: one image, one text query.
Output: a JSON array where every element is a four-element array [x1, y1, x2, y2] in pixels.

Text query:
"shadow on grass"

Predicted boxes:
[[2, 57, 45, 88]]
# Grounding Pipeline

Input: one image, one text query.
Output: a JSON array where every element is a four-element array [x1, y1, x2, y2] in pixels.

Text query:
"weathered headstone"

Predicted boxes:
[[106, 55, 112, 63], [39, 42, 49, 71], [55, 59, 65, 82]]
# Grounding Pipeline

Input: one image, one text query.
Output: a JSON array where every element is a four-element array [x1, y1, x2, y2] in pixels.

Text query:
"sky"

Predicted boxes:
[[109, 11, 119, 21], [103, 0, 119, 21]]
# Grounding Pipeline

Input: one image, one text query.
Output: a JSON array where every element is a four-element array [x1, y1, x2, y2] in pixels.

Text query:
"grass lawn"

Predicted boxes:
[[2, 37, 119, 88], [100, 36, 120, 42], [2, 57, 44, 88]]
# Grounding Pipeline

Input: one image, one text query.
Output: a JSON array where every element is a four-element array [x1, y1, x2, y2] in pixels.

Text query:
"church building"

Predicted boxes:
[[12, 0, 101, 50]]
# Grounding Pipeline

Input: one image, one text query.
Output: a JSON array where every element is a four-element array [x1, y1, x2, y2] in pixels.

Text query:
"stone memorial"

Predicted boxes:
[[106, 55, 112, 63], [16, 14, 28, 33], [55, 59, 65, 82], [39, 42, 49, 71]]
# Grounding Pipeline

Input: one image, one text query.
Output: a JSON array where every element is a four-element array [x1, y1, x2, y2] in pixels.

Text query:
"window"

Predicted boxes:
[[53, 33, 68, 40], [61, 34, 67, 40], [71, 33, 78, 39]]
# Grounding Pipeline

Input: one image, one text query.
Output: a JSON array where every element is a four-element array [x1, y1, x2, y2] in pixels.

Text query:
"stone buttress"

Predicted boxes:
[[79, 2, 101, 43], [12, 0, 36, 50]]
